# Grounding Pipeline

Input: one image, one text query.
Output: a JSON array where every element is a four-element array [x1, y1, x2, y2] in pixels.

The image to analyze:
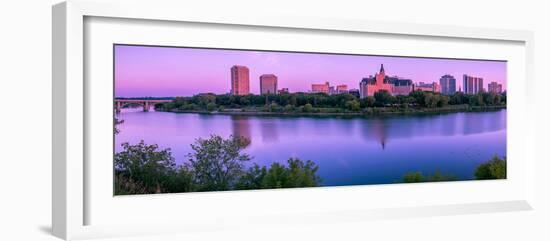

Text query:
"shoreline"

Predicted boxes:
[[154, 105, 506, 117]]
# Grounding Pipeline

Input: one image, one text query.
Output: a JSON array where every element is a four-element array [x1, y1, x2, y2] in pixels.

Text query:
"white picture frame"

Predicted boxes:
[[52, 0, 536, 240]]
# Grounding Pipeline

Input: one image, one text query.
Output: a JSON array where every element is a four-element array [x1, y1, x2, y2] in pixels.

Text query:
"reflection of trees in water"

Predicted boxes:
[[359, 110, 506, 150], [231, 115, 252, 147], [226, 110, 505, 151]]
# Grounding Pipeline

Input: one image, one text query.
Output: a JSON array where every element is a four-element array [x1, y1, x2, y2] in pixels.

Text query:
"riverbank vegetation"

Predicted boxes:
[[114, 137, 506, 194], [401, 155, 507, 183], [402, 171, 458, 183], [114, 135, 322, 195], [155, 90, 506, 115], [474, 156, 507, 180]]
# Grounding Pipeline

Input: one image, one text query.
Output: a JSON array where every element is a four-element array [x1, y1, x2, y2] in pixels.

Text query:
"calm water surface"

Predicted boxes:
[[115, 109, 506, 186]]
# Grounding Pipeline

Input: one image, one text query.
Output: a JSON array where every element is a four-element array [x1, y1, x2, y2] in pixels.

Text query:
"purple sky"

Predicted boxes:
[[115, 45, 507, 97]]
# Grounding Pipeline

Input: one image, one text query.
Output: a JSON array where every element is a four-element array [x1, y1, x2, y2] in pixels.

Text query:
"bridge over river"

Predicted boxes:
[[115, 99, 172, 112]]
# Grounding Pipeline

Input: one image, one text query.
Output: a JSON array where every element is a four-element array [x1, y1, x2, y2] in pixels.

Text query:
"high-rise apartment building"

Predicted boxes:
[[488, 81, 503, 94], [231, 65, 250, 95], [439, 74, 456, 95], [463, 74, 484, 94], [260, 74, 278, 95]]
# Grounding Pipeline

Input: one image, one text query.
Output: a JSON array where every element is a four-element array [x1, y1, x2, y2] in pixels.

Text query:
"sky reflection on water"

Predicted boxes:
[[115, 109, 506, 186]]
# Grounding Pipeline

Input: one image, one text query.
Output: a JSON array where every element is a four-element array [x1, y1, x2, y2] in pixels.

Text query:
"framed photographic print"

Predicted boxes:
[[113, 44, 508, 193], [52, 0, 536, 240]]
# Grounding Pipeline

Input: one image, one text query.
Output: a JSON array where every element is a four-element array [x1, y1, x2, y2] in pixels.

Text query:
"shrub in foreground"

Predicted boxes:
[[402, 171, 457, 183], [114, 136, 322, 194], [236, 158, 321, 190], [474, 156, 506, 180]]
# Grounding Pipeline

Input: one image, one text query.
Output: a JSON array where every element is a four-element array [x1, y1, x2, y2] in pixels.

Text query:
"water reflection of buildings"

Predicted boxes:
[[369, 118, 388, 149], [358, 111, 506, 150], [259, 119, 279, 143], [230, 116, 280, 144], [228, 110, 505, 151], [230, 115, 252, 147]]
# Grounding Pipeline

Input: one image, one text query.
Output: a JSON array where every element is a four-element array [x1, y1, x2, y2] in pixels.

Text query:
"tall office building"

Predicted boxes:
[[260, 74, 278, 95], [231, 65, 250, 95], [488, 81, 503, 94], [463, 74, 484, 94], [439, 74, 456, 95]]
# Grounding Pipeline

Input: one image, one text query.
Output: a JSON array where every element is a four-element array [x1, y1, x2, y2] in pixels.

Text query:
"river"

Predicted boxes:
[[115, 108, 506, 186]]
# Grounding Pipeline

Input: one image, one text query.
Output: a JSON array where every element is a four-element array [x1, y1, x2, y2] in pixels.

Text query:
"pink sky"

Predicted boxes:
[[115, 44, 507, 97]]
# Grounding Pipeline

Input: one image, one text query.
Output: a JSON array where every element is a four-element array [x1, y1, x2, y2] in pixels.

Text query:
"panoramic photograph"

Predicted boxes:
[[113, 44, 507, 195]]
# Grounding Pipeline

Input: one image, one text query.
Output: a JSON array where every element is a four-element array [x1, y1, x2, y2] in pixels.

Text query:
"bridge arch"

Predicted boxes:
[[114, 99, 172, 113]]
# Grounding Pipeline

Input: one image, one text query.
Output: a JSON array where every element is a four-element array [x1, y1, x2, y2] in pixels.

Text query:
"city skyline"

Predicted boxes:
[[115, 44, 507, 97]]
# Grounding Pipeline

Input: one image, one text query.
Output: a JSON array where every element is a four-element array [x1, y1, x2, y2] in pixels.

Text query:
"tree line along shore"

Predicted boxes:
[[153, 90, 506, 116]]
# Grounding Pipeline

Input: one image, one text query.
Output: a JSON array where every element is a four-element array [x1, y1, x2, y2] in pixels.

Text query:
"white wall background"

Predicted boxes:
[[0, 0, 548, 240]]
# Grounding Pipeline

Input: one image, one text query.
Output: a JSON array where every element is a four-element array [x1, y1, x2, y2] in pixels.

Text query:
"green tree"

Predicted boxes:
[[268, 102, 282, 112], [345, 100, 361, 111], [283, 104, 294, 112], [475, 156, 506, 180], [235, 164, 267, 190], [303, 103, 314, 113], [360, 96, 376, 108], [262, 162, 288, 188], [239, 95, 251, 106], [194, 93, 216, 107], [374, 90, 395, 107], [402, 171, 457, 183], [114, 174, 148, 195], [236, 158, 321, 190], [206, 102, 217, 111], [114, 141, 178, 194], [469, 93, 484, 106], [402, 172, 424, 183], [289, 95, 297, 106], [263, 159, 321, 189], [449, 92, 466, 105], [437, 95, 450, 107], [410, 90, 426, 106], [164, 167, 195, 193], [284, 158, 322, 187], [186, 135, 251, 191], [423, 93, 440, 108]]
